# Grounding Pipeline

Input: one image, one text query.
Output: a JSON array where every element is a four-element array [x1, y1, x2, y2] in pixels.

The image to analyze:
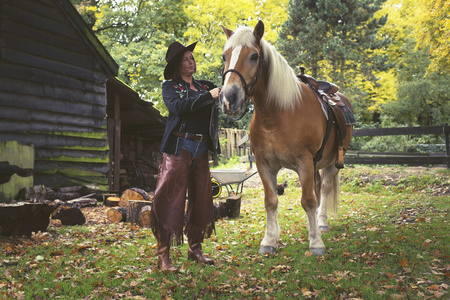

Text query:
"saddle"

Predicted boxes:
[[296, 67, 349, 169]]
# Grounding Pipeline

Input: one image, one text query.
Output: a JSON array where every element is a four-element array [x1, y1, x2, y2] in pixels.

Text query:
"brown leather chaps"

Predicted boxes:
[[150, 148, 215, 246]]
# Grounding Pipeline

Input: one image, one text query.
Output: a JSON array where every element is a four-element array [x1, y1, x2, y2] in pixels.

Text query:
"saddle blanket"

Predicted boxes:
[[317, 94, 356, 125]]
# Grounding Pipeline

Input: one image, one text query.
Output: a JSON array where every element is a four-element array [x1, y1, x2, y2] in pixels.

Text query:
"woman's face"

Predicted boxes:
[[180, 51, 196, 77]]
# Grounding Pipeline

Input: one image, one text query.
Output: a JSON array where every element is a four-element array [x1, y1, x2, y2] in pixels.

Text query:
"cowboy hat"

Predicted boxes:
[[164, 41, 197, 80]]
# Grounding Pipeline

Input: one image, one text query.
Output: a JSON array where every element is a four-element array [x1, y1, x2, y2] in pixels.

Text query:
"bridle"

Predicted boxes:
[[221, 46, 264, 121]]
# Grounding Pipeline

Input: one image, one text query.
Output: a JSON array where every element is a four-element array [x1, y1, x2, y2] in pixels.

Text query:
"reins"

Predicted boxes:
[[221, 46, 264, 121]]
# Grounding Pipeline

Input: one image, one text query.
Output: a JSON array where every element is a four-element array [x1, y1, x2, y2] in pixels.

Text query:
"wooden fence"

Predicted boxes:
[[219, 128, 249, 160], [231, 124, 450, 169]]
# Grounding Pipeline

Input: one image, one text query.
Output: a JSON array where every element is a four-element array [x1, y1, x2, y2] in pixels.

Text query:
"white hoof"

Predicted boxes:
[[259, 246, 277, 255], [319, 226, 329, 232], [310, 247, 325, 256]]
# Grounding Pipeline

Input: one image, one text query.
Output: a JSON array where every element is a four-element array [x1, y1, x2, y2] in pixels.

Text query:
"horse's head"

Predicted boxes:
[[220, 20, 265, 116]]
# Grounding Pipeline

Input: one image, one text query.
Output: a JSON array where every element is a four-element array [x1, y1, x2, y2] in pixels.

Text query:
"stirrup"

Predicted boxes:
[[335, 146, 344, 169]]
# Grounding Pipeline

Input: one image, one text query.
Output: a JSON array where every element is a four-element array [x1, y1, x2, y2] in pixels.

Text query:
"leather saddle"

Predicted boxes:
[[296, 67, 348, 169]]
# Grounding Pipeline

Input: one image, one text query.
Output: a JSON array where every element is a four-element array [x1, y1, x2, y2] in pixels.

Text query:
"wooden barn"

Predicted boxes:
[[0, 0, 166, 201]]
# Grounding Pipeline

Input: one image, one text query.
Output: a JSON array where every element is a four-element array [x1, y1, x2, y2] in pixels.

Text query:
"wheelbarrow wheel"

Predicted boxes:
[[211, 178, 222, 198]]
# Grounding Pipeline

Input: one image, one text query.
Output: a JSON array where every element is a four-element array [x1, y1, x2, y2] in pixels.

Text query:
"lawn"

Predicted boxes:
[[1, 165, 449, 299]]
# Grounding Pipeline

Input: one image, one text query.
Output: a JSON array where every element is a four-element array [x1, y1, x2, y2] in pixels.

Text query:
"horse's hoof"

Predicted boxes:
[[258, 246, 277, 255], [310, 247, 325, 256], [319, 226, 329, 232]]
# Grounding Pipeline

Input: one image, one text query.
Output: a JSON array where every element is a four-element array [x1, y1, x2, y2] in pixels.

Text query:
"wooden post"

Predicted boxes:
[[114, 95, 121, 191], [444, 123, 449, 169]]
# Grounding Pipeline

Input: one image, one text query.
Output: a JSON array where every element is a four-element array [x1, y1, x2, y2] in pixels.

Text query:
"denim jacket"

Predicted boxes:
[[160, 77, 221, 155]]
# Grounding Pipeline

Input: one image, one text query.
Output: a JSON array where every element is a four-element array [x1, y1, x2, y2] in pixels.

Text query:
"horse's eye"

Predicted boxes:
[[222, 54, 226, 62], [250, 53, 259, 61]]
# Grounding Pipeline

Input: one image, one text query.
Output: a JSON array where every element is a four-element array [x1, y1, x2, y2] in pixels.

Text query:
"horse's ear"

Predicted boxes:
[[253, 20, 264, 44], [221, 25, 234, 39]]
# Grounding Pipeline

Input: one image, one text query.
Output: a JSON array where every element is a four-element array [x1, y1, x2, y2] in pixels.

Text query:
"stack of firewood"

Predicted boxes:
[[105, 188, 153, 227]]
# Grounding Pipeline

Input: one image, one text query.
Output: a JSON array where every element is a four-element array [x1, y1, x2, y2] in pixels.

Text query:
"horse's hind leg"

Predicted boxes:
[[317, 165, 340, 231], [258, 168, 280, 254], [299, 164, 325, 255]]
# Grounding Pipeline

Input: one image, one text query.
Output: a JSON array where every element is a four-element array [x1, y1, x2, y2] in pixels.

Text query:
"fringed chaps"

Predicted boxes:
[[150, 148, 215, 246]]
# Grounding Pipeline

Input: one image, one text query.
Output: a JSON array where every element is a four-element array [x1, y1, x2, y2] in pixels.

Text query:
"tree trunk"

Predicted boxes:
[[0, 200, 60, 236], [107, 207, 127, 223], [126, 200, 151, 224], [138, 205, 152, 228]]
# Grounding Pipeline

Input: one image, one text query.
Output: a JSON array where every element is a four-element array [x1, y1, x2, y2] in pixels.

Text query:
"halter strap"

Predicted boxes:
[[221, 47, 264, 98]]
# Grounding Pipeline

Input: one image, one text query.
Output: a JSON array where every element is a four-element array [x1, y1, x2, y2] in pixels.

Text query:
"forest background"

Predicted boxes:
[[70, 0, 449, 143]]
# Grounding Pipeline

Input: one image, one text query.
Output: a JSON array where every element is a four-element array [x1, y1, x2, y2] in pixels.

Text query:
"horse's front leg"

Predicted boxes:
[[258, 168, 280, 254], [299, 165, 325, 255]]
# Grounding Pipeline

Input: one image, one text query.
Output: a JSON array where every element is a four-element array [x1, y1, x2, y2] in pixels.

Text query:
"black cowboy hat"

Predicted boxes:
[[164, 41, 197, 80]]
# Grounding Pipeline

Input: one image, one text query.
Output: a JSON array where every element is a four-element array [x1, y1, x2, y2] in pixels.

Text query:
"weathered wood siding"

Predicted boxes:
[[0, 0, 118, 190]]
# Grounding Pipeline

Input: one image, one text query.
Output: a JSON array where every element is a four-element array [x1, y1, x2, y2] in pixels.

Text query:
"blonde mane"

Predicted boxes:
[[224, 26, 302, 110]]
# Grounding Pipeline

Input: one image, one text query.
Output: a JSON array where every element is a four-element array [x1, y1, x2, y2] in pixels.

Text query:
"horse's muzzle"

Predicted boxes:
[[220, 84, 245, 116]]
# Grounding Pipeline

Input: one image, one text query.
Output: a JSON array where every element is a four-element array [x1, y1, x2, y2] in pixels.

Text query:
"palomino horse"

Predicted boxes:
[[219, 21, 354, 255]]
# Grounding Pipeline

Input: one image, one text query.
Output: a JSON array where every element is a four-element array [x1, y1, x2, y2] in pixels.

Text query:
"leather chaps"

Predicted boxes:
[[150, 148, 215, 246]]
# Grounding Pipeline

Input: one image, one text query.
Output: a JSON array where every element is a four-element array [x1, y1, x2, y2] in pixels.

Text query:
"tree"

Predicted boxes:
[[71, 0, 189, 114], [377, 0, 450, 126], [278, 0, 392, 124], [183, 0, 289, 129], [415, 0, 450, 74]]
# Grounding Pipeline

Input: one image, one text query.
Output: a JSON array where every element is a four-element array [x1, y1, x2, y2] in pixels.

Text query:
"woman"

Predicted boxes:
[[150, 41, 221, 272]]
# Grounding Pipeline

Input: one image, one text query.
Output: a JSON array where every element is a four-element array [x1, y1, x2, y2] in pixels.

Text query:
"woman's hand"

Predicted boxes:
[[209, 87, 221, 99]]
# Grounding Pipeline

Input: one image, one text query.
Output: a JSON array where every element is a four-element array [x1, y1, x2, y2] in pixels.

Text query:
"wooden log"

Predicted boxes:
[[0, 200, 60, 236], [105, 196, 120, 207], [66, 198, 97, 208], [225, 195, 241, 218], [52, 207, 85, 226], [107, 207, 127, 223], [138, 205, 152, 228], [127, 200, 151, 224], [118, 187, 151, 207]]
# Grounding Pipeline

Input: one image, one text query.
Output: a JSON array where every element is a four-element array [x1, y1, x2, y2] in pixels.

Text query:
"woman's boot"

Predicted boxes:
[[188, 242, 214, 265], [156, 230, 177, 272]]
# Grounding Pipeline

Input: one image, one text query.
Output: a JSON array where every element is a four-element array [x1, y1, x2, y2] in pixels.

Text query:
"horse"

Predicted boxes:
[[219, 20, 354, 255]]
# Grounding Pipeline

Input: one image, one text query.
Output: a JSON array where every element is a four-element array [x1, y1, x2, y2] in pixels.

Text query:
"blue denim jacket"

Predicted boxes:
[[160, 77, 221, 155]]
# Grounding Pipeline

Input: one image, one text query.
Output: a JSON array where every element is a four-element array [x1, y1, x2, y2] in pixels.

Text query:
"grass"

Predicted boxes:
[[1, 165, 449, 299]]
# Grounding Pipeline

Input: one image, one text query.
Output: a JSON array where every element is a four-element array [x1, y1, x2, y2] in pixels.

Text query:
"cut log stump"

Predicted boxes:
[[105, 196, 120, 207], [119, 188, 151, 207], [127, 200, 151, 224], [0, 200, 60, 236], [226, 195, 241, 218], [107, 207, 127, 223], [138, 205, 152, 228], [52, 206, 85, 226]]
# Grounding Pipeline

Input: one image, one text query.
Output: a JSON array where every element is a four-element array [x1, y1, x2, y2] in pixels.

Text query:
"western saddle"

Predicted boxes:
[[296, 67, 348, 169]]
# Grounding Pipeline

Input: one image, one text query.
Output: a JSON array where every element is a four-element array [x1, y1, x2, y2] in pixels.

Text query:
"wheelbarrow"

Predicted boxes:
[[211, 169, 258, 198]]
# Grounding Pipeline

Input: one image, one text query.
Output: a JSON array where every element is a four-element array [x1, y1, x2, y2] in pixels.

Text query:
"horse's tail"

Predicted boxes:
[[327, 173, 340, 216]]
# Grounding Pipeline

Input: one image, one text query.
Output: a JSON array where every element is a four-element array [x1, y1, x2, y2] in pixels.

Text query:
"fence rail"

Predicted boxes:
[[231, 124, 450, 168]]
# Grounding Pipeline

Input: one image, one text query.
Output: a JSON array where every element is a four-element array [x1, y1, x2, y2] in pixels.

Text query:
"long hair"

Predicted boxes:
[[224, 26, 302, 110]]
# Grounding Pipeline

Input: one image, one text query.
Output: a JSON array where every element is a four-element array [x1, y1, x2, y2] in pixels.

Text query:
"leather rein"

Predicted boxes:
[[221, 46, 264, 121]]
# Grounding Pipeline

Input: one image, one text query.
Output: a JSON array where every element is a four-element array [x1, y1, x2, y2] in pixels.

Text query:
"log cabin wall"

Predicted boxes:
[[0, 0, 118, 192]]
